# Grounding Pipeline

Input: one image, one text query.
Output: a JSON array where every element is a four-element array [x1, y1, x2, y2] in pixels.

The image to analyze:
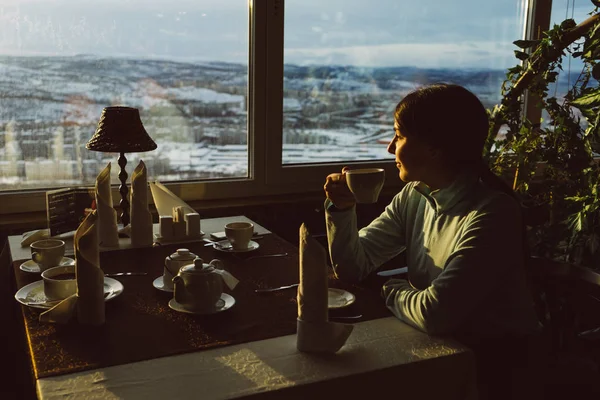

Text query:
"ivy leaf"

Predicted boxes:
[[507, 65, 522, 74], [560, 19, 577, 31], [513, 39, 540, 49], [570, 90, 600, 107], [568, 212, 584, 233], [514, 50, 529, 61]]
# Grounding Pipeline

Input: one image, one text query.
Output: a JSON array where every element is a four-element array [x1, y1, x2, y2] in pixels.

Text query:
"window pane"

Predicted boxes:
[[283, 0, 525, 165], [0, 1, 248, 191], [546, 1, 592, 111]]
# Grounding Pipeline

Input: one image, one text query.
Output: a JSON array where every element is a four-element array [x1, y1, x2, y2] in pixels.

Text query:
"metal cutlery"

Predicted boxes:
[[24, 299, 62, 307], [203, 236, 264, 247], [105, 272, 148, 277], [245, 252, 288, 261], [376, 267, 408, 277], [255, 283, 299, 293], [25, 291, 112, 307], [329, 314, 363, 321]]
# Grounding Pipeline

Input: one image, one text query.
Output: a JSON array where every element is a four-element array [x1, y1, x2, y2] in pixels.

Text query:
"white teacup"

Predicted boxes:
[[30, 239, 66, 272], [42, 265, 77, 301], [225, 222, 254, 251], [345, 168, 385, 203]]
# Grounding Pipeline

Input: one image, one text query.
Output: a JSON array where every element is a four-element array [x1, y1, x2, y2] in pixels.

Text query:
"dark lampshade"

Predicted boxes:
[[86, 106, 157, 153], [86, 106, 156, 228]]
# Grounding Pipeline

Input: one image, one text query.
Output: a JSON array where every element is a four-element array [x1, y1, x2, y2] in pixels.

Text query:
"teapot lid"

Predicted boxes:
[[180, 257, 214, 274], [169, 248, 197, 261]]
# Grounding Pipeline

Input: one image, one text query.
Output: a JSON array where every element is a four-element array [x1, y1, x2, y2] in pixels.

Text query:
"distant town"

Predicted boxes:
[[0, 55, 572, 191]]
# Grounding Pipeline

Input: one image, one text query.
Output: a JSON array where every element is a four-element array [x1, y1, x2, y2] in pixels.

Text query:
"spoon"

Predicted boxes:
[[25, 291, 112, 307], [255, 283, 299, 293], [105, 272, 148, 277], [244, 253, 288, 261], [329, 314, 363, 321]]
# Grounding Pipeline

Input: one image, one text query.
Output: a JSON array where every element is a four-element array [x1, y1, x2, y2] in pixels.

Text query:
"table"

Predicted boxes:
[[7, 216, 477, 400]]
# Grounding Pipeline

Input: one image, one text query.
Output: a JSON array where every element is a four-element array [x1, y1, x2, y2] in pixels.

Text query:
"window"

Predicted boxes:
[[546, 0, 593, 102], [0, 0, 552, 216], [0, 0, 249, 192], [280, 0, 527, 165]]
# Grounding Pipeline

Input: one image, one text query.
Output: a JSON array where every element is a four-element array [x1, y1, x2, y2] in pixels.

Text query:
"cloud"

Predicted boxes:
[[284, 41, 518, 69]]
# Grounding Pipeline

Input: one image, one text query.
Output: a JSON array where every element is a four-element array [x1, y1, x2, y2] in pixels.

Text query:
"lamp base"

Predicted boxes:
[[118, 152, 130, 227]]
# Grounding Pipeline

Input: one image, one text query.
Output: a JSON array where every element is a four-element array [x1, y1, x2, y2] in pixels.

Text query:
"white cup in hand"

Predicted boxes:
[[345, 168, 385, 203], [225, 222, 254, 251]]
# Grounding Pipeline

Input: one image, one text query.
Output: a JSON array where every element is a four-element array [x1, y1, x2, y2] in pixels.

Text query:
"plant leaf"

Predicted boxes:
[[514, 50, 529, 61], [513, 39, 540, 49], [571, 90, 600, 107]]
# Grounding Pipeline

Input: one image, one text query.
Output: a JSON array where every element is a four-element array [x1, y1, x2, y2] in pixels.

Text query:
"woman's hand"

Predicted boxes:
[[324, 167, 356, 210]]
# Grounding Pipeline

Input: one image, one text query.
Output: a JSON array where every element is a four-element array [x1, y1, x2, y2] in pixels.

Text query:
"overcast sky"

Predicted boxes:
[[0, 0, 591, 68]]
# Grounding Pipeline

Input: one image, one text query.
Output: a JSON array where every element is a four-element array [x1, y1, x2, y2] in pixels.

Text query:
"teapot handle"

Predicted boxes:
[[164, 262, 178, 278], [209, 259, 224, 270]]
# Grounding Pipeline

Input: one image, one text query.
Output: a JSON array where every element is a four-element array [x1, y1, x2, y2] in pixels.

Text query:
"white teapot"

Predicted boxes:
[[164, 248, 198, 290], [173, 257, 238, 312]]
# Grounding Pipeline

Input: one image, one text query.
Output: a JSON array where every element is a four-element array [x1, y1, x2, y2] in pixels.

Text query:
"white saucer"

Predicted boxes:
[[213, 240, 259, 253], [20, 257, 75, 274], [153, 276, 174, 293], [14, 277, 124, 310], [168, 293, 235, 315], [328, 288, 356, 309]]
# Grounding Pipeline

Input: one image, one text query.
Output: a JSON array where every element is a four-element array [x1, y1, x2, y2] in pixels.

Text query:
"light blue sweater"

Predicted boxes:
[[326, 173, 541, 336]]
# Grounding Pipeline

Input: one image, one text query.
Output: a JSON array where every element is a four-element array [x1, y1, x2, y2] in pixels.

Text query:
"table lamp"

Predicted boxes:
[[86, 106, 157, 227]]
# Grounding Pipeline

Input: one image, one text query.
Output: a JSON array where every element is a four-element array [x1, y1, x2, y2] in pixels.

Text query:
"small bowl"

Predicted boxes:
[[41, 265, 76, 301]]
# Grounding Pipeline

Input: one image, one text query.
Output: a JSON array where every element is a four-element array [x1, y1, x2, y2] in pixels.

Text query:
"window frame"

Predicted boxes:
[[0, 0, 551, 218]]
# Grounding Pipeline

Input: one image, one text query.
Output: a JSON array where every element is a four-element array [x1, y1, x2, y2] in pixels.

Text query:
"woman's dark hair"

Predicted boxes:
[[394, 83, 489, 168], [393, 83, 515, 197]]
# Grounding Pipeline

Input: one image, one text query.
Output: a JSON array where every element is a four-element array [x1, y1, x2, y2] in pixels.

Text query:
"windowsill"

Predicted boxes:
[[0, 185, 404, 234]]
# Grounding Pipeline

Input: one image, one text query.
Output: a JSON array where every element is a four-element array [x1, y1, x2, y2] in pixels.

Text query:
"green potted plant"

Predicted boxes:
[[486, 5, 600, 270]]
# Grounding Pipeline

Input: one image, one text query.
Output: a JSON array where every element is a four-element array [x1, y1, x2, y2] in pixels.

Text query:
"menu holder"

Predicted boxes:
[[46, 188, 95, 237]]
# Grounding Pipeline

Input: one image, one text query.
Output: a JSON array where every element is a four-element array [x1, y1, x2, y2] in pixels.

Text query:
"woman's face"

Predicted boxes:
[[387, 122, 435, 183]]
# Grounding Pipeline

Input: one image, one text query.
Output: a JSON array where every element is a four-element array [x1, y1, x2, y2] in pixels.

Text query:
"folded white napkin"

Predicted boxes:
[[149, 181, 195, 217], [130, 160, 153, 247], [95, 162, 119, 247], [209, 259, 239, 289], [20, 229, 50, 247], [296, 223, 353, 353], [40, 211, 105, 325]]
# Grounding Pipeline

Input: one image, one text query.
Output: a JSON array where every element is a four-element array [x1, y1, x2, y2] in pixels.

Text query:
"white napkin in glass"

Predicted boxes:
[[130, 160, 153, 247], [296, 223, 353, 353], [40, 211, 105, 325], [149, 181, 195, 217], [95, 162, 119, 247]]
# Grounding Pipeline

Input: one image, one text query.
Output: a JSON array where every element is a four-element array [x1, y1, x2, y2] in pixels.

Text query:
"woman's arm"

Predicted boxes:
[[325, 185, 411, 282]]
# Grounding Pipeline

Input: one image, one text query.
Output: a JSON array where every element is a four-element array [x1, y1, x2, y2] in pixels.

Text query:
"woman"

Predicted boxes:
[[324, 84, 543, 399]]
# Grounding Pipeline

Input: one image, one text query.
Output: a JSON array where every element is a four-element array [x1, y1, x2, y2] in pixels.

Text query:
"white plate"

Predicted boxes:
[[328, 288, 356, 309], [213, 240, 260, 253], [15, 277, 124, 310], [168, 293, 235, 315], [153, 276, 174, 293], [153, 231, 205, 244], [20, 257, 75, 274]]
